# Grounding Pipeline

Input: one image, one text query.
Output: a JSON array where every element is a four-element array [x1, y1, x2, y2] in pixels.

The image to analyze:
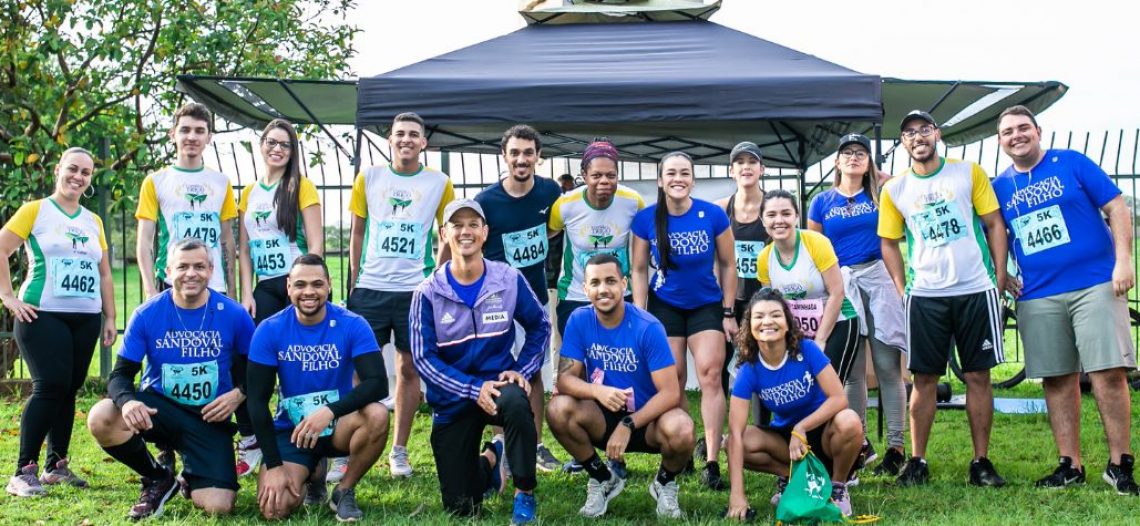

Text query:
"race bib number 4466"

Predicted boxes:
[[1011, 205, 1071, 256]]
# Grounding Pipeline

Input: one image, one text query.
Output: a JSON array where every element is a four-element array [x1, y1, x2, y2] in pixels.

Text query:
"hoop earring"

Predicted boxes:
[[83, 185, 96, 199]]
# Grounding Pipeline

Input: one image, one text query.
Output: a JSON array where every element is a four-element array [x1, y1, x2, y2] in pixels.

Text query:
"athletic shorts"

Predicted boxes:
[[274, 429, 348, 473], [591, 403, 656, 454], [647, 294, 723, 338], [1018, 282, 1138, 378], [822, 318, 862, 384], [905, 289, 1004, 376], [555, 299, 590, 337], [348, 288, 412, 351], [756, 423, 833, 476], [135, 390, 239, 491]]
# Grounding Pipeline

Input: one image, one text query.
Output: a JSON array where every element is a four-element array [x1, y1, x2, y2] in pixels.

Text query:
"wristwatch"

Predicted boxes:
[[723, 307, 735, 318], [620, 415, 636, 430]]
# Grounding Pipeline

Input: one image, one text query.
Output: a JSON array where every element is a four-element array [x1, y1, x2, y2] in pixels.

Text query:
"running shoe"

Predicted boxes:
[[872, 447, 906, 477], [699, 461, 726, 491], [968, 457, 1006, 487], [770, 475, 788, 506], [326, 457, 349, 484], [608, 459, 628, 480], [305, 481, 328, 506], [484, 439, 507, 498], [1035, 456, 1086, 488], [39, 458, 88, 488], [330, 486, 363, 522], [536, 444, 562, 473], [896, 457, 930, 487], [562, 459, 584, 474], [127, 470, 178, 520], [1103, 454, 1139, 495], [694, 437, 707, 463], [579, 473, 625, 517], [6, 464, 45, 497], [649, 479, 682, 518], [389, 445, 413, 478], [511, 491, 537, 525], [235, 436, 262, 477], [831, 481, 852, 516], [156, 448, 176, 474]]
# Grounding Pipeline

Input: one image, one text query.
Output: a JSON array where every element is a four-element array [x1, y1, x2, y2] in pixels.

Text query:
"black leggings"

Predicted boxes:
[[252, 274, 289, 325], [15, 310, 100, 470]]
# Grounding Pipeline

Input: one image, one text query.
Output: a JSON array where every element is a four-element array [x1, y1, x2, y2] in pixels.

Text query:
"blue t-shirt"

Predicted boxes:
[[560, 303, 674, 411], [119, 289, 254, 407], [248, 303, 381, 431], [445, 263, 486, 309], [991, 149, 1121, 300], [807, 189, 882, 266], [731, 339, 829, 429], [476, 178, 561, 305], [631, 198, 730, 308]]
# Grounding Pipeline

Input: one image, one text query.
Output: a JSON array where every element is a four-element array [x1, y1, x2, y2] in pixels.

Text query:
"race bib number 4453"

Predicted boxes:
[[1011, 205, 1071, 256]]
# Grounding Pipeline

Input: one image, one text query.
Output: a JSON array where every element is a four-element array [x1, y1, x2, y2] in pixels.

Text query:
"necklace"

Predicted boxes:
[[173, 296, 209, 332]]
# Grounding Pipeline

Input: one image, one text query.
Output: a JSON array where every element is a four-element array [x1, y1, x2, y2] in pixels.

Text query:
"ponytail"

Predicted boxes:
[[654, 151, 693, 274]]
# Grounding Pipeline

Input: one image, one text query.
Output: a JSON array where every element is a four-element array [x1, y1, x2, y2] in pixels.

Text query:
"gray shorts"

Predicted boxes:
[[1018, 282, 1137, 378]]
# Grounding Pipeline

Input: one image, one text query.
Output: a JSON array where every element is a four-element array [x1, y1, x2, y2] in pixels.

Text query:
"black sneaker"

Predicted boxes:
[[896, 457, 930, 487], [699, 461, 726, 491], [1103, 454, 1139, 495], [330, 486, 364, 522], [872, 448, 906, 477], [128, 470, 178, 520], [693, 437, 707, 464], [305, 481, 329, 506], [968, 457, 1007, 487], [1035, 457, 1086, 488]]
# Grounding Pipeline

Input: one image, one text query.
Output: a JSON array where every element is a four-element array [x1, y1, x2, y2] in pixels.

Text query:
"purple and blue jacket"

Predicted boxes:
[[410, 259, 551, 423]]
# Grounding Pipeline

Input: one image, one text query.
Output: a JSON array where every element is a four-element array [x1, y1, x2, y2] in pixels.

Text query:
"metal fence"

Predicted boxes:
[[2, 127, 1139, 380]]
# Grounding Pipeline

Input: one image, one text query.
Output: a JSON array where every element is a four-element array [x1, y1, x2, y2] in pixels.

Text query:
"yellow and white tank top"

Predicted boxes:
[[548, 185, 645, 302], [349, 164, 455, 292], [3, 199, 107, 313], [239, 177, 320, 280], [758, 230, 856, 337], [135, 165, 238, 292], [878, 158, 999, 297]]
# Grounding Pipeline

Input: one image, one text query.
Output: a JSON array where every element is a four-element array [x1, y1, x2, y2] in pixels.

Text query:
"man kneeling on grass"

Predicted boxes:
[[546, 254, 695, 519], [245, 254, 390, 522]]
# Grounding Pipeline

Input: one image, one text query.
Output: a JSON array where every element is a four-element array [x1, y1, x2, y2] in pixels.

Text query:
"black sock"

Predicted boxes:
[[706, 460, 721, 474], [103, 436, 167, 479], [582, 453, 611, 482], [656, 463, 682, 485]]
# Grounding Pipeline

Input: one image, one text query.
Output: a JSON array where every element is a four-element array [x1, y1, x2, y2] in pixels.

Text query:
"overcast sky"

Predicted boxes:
[[349, 0, 1140, 134]]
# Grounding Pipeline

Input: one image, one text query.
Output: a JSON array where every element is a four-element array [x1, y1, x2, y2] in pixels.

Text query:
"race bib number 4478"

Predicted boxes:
[[911, 202, 967, 247]]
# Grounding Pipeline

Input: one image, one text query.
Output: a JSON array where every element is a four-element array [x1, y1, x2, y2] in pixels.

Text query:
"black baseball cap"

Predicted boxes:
[[900, 110, 937, 131], [730, 141, 764, 163], [838, 133, 872, 153]]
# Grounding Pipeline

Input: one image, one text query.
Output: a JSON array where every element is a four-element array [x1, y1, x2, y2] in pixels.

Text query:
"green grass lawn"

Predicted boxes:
[[0, 389, 1137, 525]]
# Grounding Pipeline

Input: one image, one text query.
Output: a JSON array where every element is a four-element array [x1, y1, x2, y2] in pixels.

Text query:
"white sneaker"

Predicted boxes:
[[579, 475, 625, 517], [235, 436, 262, 477], [389, 446, 413, 478], [379, 395, 396, 411], [649, 479, 682, 518], [325, 457, 348, 484]]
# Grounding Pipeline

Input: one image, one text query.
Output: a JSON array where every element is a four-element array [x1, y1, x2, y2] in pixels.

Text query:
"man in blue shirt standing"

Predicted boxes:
[[411, 199, 550, 524], [547, 254, 694, 519], [245, 254, 390, 521], [87, 238, 254, 520], [992, 105, 1137, 494]]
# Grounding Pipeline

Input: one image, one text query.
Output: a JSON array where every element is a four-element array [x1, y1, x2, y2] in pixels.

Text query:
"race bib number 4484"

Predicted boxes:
[[503, 224, 548, 268]]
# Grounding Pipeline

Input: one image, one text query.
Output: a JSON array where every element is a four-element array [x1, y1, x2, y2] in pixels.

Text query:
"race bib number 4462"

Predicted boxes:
[[50, 257, 98, 299]]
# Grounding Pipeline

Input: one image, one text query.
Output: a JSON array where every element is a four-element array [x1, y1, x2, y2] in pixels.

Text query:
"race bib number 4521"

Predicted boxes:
[[369, 220, 422, 260]]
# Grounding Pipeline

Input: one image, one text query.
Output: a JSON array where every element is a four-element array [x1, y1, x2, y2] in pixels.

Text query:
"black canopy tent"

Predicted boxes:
[[175, 21, 1067, 176]]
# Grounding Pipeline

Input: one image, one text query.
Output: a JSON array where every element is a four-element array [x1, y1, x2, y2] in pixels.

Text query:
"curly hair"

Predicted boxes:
[[735, 287, 804, 364]]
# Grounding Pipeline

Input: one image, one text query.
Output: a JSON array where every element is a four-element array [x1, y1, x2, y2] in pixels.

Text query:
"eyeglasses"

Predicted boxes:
[[262, 138, 292, 151], [900, 125, 937, 140], [839, 150, 868, 160]]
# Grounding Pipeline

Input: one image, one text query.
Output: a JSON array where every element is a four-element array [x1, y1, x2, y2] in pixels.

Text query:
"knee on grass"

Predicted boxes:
[[193, 491, 236, 516]]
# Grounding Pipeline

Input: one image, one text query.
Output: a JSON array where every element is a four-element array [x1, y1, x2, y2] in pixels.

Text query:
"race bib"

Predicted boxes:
[[50, 257, 98, 299], [1011, 205, 1071, 256], [282, 389, 339, 437], [369, 219, 422, 260], [788, 298, 825, 338], [503, 224, 547, 268], [161, 360, 218, 405], [250, 235, 291, 277], [910, 202, 967, 248], [172, 211, 221, 247], [734, 240, 763, 279], [576, 247, 630, 274]]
